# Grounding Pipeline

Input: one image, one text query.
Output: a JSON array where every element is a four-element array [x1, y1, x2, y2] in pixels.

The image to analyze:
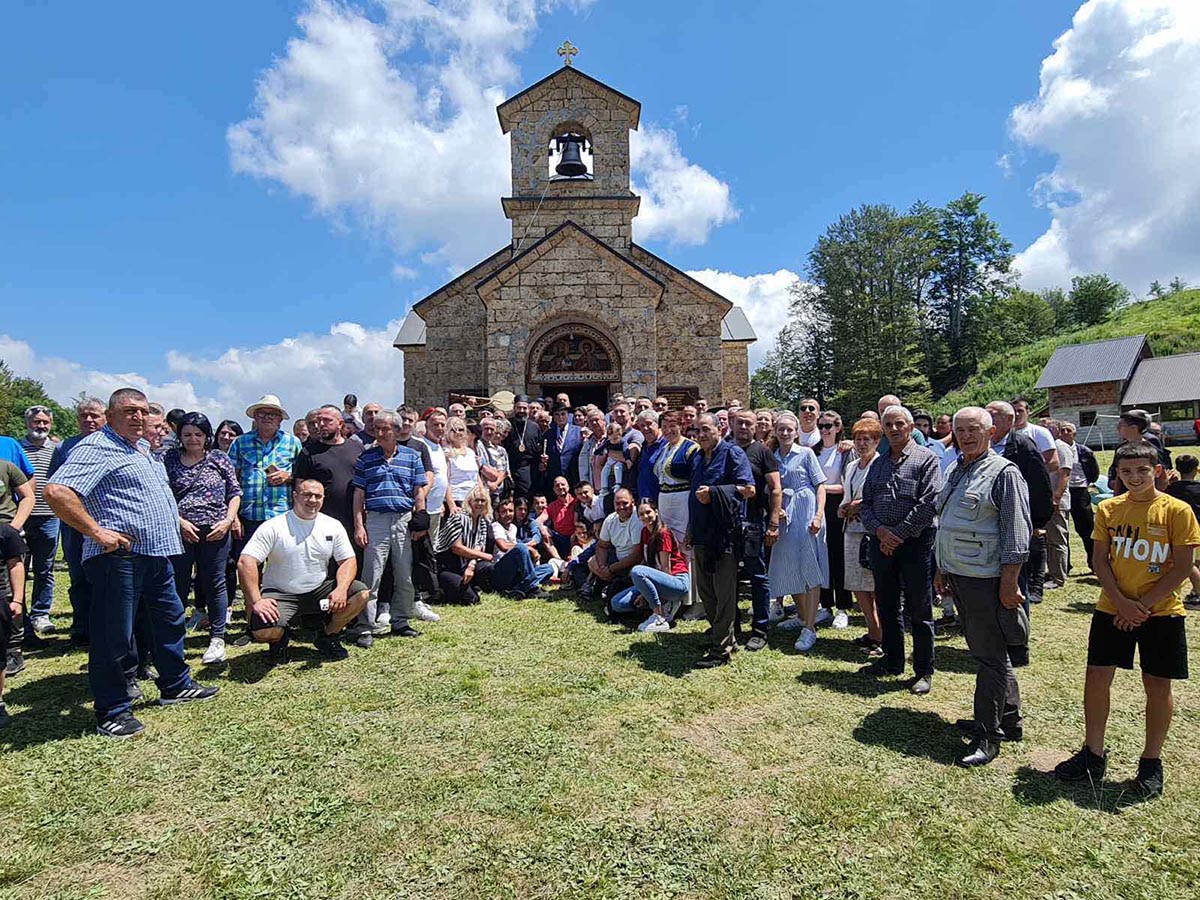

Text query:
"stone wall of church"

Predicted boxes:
[[404, 292, 487, 410], [721, 343, 751, 406], [509, 198, 634, 254]]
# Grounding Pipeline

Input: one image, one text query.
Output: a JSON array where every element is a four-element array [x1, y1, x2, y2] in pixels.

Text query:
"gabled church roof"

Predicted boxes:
[[496, 66, 641, 132], [410, 246, 512, 313]]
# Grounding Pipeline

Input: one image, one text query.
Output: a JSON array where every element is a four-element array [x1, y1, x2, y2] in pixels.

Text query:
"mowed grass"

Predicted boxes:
[[2, 493, 1199, 898]]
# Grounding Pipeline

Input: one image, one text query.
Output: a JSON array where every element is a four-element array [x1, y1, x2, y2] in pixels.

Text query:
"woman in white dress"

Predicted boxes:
[[839, 417, 883, 656]]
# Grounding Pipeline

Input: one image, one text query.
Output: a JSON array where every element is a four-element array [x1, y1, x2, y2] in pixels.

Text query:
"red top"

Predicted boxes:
[[643, 526, 688, 576], [545, 496, 577, 536]]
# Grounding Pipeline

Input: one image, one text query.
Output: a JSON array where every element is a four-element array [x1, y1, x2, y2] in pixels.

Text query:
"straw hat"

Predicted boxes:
[[245, 394, 289, 420]]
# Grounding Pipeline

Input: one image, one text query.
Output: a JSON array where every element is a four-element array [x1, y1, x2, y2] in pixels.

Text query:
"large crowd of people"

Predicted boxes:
[[0, 385, 1196, 796]]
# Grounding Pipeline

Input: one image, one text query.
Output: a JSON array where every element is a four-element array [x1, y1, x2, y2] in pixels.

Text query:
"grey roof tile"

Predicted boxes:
[[1035, 334, 1147, 389]]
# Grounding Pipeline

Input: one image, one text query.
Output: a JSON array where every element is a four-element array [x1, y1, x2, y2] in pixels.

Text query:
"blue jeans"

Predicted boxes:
[[626, 564, 690, 619], [869, 529, 935, 677], [490, 543, 554, 595], [23, 515, 59, 635], [742, 517, 771, 635], [82, 553, 191, 722], [60, 524, 92, 641], [567, 543, 596, 587], [170, 528, 231, 638]]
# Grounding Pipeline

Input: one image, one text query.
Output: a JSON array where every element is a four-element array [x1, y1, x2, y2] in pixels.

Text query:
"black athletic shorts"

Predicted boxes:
[[250, 579, 368, 631], [0, 599, 12, 647], [1087, 611, 1189, 680]]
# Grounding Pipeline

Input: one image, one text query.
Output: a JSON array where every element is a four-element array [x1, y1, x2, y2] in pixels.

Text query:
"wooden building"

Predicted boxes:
[[1036, 335, 1150, 446]]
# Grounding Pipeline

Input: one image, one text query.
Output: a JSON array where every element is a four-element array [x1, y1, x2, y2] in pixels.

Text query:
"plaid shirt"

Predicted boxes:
[[47, 426, 183, 561], [860, 439, 942, 540], [227, 429, 302, 521]]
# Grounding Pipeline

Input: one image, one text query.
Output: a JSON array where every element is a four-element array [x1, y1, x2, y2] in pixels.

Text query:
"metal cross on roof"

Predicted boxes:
[[557, 40, 578, 67]]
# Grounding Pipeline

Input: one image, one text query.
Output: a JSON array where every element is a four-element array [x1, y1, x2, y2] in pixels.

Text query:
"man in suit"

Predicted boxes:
[[544, 403, 583, 490]]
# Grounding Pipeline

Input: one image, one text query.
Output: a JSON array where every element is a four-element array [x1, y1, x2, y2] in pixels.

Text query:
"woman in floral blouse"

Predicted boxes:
[[165, 412, 241, 664]]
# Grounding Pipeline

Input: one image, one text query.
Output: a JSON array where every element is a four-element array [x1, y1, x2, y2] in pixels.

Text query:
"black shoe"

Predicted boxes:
[[959, 739, 1000, 767], [694, 651, 730, 669], [4, 650, 26, 678], [267, 635, 290, 665], [97, 711, 145, 739], [233, 633, 253, 648], [851, 633, 876, 648], [0, 703, 9, 728], [744, 633, 768, 652], [21, 632, 48, 650], [391, 624, 421, 638], [934, 616, 959, 636], [505, 590, 527, 601], [158, 681, 220, 706], [315, 633, 349, 661], [578, 579, 597, 600], [1134, 757, 1164, 797], [954, 718, 1024, 742], [863, 660, 902, 678], [355, 632, 374, 649], [127, 677, 144, 703], [136, 664, 158, 682], [1054, 745, 1107, 783]]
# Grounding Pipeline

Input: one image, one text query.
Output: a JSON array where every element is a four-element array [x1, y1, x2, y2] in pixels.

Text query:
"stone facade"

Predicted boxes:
[[395, 66, 754, 410]]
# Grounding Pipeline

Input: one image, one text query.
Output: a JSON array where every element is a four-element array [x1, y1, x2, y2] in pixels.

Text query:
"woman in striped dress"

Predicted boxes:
[[771, 412, 829, 652]]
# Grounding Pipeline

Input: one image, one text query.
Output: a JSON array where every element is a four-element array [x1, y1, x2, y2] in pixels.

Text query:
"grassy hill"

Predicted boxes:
[[933, 289, 1200, 414]]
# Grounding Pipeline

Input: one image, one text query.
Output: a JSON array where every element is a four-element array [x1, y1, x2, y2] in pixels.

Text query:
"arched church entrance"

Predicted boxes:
[[526, 321, 621, 409]]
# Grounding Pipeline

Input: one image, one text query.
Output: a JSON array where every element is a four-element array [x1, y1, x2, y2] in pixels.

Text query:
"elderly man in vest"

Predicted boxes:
[[935, 406, 1032, 767]]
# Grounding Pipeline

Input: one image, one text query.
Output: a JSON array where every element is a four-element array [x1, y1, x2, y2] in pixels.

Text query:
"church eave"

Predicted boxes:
[[411, 246, 513, 313], [630, 244, 734, 314], [496, 67, 641, 133]]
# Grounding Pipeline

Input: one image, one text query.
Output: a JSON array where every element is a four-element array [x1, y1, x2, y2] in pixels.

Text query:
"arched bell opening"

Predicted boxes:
[[547, 121, 594, 180]]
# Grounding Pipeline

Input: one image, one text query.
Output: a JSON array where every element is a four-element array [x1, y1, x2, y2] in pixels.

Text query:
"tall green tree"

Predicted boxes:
[[1069, 273, 1129, 326], [0, 361, 76, 440], [988, 289, 1056, 346], [925, 192, 1014, 393]]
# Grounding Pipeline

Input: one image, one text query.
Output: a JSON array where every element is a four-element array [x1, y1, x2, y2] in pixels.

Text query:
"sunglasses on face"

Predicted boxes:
[[799, 406, 817, 413], [818, 423, 836, 430]]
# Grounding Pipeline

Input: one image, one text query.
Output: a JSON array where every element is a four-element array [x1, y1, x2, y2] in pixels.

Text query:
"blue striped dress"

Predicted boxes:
[[768, 444, 829, 596]]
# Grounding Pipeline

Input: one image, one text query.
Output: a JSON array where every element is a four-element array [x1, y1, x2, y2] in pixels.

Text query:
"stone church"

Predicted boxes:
[[394, 59, 756, 411]]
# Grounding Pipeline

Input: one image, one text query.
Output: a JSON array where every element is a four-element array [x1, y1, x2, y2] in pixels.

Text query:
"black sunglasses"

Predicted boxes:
[[818, 423, 837, 430], [799, 405, 818, 412]]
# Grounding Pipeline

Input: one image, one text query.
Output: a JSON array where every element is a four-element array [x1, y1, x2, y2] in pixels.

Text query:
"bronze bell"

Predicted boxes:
[[554, 133, 589, 177]]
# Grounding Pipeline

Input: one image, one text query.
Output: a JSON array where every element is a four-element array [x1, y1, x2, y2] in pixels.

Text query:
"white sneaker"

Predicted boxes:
[[777, 616, 805, 632], [371, 619, 392, 636], [413, 600, 441, 622], [638, 614, 670, 633], [794, 627, 817, 652], [201, 638, 226, 665], [813, 607, 833, 627], [832, 611, 850, 630], [767, 599, 785, 623], [31, 615, 54, 634]]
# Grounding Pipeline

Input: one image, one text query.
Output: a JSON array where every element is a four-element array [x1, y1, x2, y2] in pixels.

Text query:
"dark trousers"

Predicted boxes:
[[1068, 487, 1095, 569], [1020, 528, 1047, 608], [742, 514, 772, 636], [869, 529, 935, 677], [949, 574, 1026, 742], [694, 544, 739, 656], [61, 524, 92, 642], [82, 553, 191, 722], [170, 529, 231, 638], [820, 492, 852, 610], [23, 515, 59, 634]]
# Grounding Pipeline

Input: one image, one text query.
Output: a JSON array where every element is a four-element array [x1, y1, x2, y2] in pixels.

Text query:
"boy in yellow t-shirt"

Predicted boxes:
[[1054, 442, 1200, 796]]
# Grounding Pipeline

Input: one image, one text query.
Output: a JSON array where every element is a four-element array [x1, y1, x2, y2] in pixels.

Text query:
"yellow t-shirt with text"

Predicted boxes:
[[1093, 492, 1200, 617]]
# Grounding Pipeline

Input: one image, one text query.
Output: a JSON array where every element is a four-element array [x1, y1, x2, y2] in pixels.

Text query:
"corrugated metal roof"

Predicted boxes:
[[1122, 352, 1200, 405], [1035, 334, 1147, 389], [393, 311, 426, 348], [721, 307, 757, 342]]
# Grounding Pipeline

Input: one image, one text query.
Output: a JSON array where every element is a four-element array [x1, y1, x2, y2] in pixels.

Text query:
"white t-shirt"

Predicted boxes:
[[599, 511, 642, 561], [817, 445, 844, 484], [241, 511, 354, 595], [797, 427, 822, 448], [447, 449, 480, 501], [579, 494, 606, 526], [1015, 423, 1055, 456], [1055, 440, 1076, 511], [423, 438, 449, 511], [490, 520, 518, 560]]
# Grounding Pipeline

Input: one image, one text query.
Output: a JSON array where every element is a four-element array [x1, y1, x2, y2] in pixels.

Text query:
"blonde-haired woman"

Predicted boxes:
[[434, 484, 493, 605], [445, 416, 484, 514]]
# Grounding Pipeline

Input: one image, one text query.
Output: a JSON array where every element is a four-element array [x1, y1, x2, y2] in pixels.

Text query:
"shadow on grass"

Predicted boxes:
[[225, 642, 322, 684], [1063, 601, 1098, 615], [1011, 766, 1154, 813], [620, 633, 712, 678], [0, 671, 95, 747], [852, 707, 959, 765], [797, 667, 909, 698]]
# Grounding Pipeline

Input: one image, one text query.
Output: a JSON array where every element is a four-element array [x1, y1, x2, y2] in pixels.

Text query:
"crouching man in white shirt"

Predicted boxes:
[[239, 478, 369, 664]]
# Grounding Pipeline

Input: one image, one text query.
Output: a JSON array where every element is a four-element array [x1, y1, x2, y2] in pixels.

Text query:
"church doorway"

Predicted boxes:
[[527, 321, 621, 410]]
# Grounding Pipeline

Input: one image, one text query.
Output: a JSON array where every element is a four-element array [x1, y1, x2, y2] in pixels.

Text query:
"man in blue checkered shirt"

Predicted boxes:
[[47, 388, 219, 739]]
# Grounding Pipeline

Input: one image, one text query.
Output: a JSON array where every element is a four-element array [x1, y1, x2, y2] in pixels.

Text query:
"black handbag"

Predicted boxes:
[[858, 534, 871, 569]]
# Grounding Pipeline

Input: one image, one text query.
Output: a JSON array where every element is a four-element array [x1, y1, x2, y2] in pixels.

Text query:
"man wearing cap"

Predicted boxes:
[[227, 394, 302, 547], [544, 403, 582, 490], [1109, 409, 1172, 494], [503, 395, 544, 502]]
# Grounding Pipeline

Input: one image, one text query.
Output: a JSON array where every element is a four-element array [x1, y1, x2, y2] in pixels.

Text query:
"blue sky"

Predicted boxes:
[[3, 1, 1196, 420]]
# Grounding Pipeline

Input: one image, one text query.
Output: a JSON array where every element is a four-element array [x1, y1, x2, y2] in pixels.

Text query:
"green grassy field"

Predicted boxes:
[[2, 498, 1198, 899]]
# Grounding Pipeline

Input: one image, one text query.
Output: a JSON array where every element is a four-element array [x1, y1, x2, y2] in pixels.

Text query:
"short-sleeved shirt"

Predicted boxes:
[[599, 511, 642, 561], [226, 430, 302, 522], [1015, 423, 1055, 456], [19, 437, 59, 516], [643, 526, 688, 576], [164, 449, 242, 528], [422, 439, 449, 511], [687, 441, 754, 550], [241, 511, 354, 595], [1092, 492, 1200, 617], [797, 428, 822, 449], [47, 426, 183, 561], [546, 496, 577, 536], [0, 437, 33, 478], [0, 460, 30, 524], [0, 523, 28, 604], [734, 439, 779, 518], [399, 436, 434, 475], [352, 444, 426, 514], [1054, 440, 1076, 512]]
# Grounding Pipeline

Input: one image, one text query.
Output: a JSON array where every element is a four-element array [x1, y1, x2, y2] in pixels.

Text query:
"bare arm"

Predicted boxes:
[[6, 556, 25, 612], [11, 480, 35, 531]]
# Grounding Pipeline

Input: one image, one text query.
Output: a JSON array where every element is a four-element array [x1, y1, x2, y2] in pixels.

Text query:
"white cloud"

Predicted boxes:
[[1011, 0, 1200, 291], [1, 320, 406, 426], [685, 268, 801, 370], [228, 0, 734, 271]]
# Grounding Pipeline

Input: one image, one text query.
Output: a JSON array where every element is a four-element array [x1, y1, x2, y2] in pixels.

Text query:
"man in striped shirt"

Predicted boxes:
[[18, 405, 60, 641], [352, 411, 429, 645]]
